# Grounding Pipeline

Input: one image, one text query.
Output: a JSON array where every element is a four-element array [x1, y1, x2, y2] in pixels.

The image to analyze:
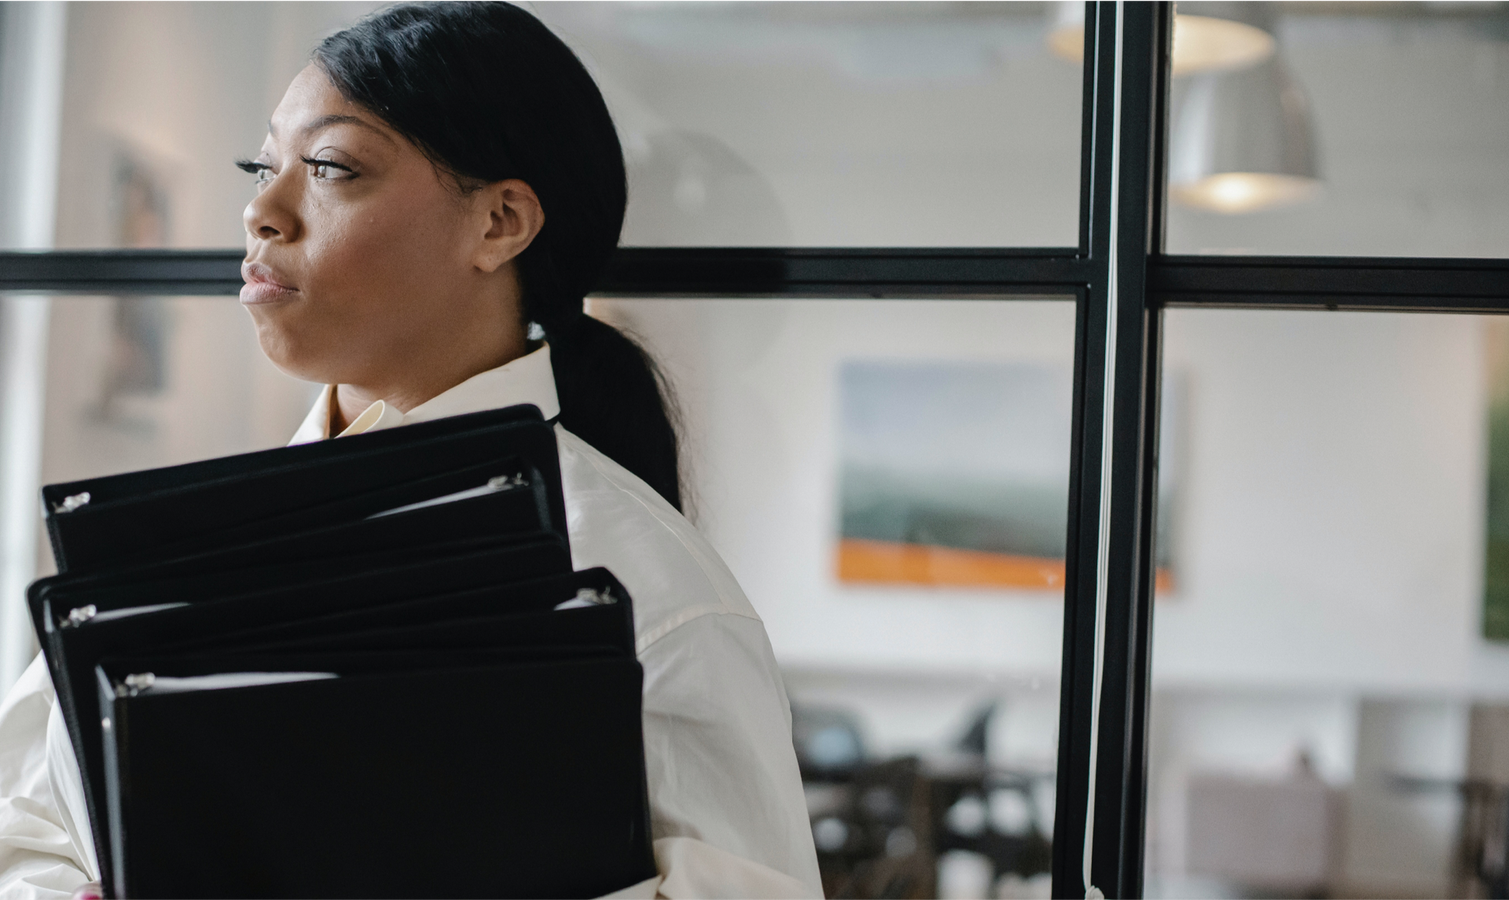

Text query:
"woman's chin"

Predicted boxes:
[[251, 328, 331, 385]]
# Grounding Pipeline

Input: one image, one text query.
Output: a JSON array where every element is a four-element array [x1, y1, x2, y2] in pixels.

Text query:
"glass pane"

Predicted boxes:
[[593, 296, 1074, 897], [1163, 2, 1509, 257], [3, 291, 1079, 894], [10, 1, 1082, 251], [1146, 308, 1508, 899], [0, 291, 313, 682], [24, 295, 317, 574]]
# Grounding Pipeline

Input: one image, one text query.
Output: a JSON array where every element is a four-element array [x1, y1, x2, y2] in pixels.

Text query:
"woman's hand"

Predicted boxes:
[[71, 882, 102, 900]]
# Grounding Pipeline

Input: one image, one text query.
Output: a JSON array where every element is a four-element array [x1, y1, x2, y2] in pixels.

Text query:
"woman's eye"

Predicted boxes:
[[234, 159, 275, 186], [302, 157, 354, 181]]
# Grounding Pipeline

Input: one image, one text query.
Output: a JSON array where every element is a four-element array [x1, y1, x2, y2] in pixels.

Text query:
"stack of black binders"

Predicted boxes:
[[27, 405, 656, 899]]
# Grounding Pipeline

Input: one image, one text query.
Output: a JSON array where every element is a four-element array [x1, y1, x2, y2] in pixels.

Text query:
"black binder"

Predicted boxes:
[[97, 655, 650, 899], [46, 534, 573, 877], [34, 405, 657, 898], [30, 472, 562, 647], [41, 406, 566, 573]]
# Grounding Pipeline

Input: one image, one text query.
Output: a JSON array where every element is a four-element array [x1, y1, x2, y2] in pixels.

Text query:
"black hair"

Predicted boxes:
[[313, 2, 682, 510]]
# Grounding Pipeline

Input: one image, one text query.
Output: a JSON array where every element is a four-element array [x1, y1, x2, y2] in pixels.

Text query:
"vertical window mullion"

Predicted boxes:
[[1054, 3, 1170, 898]]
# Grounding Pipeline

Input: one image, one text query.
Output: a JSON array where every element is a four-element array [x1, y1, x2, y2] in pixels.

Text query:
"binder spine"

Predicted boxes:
[[50, 605, 115, 894], [96, 669, 128, 899]]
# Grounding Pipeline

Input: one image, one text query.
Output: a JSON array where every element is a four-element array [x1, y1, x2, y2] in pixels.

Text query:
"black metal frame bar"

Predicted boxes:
[[0, 247, 1100, 297], [1153, 255, 1509, 312], [2, 248, 1502, 305], [0, 249, 245, 295], [2, 4, 1507, 897], [1086, 5, 1168, 897]]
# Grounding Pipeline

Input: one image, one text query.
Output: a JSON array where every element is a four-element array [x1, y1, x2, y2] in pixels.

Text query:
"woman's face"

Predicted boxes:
[[241, 65, 523, 390]]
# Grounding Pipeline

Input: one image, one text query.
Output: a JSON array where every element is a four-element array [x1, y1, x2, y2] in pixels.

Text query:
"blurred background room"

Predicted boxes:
[[1, 2, 1508, 898]]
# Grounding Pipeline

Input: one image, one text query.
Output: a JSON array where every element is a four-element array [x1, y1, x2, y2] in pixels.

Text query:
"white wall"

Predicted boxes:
[[598, 306, 1503, 689], [1157, 309, 1487, 695], [30, 2, 1085, 255], [602, 298, 1498, 894], [1167, 14, 1509, 257], [54, 1, 382, 250], [596, 299, 1077, 681], [534, 2, 1083, 249]]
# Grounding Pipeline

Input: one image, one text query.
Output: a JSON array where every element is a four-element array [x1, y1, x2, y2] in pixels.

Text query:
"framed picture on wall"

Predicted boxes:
[[836, 360, 1182, 594]]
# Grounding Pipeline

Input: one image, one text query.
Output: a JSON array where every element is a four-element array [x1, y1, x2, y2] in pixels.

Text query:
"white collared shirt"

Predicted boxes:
[[0, 345, 822, 899], [287, 341, 568, 444]]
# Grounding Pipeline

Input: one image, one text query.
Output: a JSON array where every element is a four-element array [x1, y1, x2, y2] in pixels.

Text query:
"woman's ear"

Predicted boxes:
[[471, 178, 545, 273]]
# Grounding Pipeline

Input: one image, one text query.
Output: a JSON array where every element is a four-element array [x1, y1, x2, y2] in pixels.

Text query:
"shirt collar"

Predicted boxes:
[[288, 343, 560, 445]]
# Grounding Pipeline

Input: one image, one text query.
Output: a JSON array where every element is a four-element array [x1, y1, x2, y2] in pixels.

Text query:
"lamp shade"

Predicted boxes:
[[1167, 59, 1322, 214], [1047, 1, 1276, 76]]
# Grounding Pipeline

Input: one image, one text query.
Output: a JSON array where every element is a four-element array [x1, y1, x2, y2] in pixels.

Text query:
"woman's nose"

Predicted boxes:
[[243, 175, 300, 243]]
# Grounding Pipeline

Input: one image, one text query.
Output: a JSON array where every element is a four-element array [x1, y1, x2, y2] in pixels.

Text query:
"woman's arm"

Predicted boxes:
[[638, 613, 821, 900], [0, 655, 96, 900]]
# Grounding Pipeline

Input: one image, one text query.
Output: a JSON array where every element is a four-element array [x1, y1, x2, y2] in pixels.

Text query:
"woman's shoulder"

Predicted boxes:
[[554, 427, 763, 652]]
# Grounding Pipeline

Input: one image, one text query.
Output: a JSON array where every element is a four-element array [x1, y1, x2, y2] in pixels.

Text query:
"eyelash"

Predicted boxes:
[[235, 159, 272, 183], [234, 157, 356, 185]]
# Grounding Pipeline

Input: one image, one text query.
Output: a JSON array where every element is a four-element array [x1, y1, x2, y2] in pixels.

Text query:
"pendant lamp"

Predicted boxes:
[[1167, 59, 1322, 214], [1047, 1, 1276, 76]]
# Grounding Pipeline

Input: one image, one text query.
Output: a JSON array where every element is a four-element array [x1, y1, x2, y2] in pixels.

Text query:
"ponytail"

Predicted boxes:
[[314, 1, 683, 509], [547, 316, 682, 512]]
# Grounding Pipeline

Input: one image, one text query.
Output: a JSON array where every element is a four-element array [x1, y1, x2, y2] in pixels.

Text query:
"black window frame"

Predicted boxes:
[[2, 4, 1507, 896]]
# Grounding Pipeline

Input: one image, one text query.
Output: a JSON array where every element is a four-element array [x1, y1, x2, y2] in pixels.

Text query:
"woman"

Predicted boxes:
[[0, 4, 821, 898]]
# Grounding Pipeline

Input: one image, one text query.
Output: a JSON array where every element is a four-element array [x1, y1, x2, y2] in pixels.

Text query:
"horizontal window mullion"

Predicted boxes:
[[11, 249, 1501, 304], [601, 248, 1093, 295], [1150, 255, 1509, 308], [0, 250, 244, 295], [1158, 293, 1509, 314], [0, 248, 1099, 298]]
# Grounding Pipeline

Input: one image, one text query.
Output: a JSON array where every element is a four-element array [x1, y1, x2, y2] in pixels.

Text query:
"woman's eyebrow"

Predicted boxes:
[[267, 114, 395, 144]]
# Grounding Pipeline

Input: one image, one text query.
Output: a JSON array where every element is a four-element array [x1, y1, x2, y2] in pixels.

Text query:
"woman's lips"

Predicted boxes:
[[240, 262, 299, 305]]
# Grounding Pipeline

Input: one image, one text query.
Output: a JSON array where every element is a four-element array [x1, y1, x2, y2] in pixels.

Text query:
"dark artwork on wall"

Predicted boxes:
[[835, 360, 1182, 594], [98, 151, 170, 427], [1484, 321, 1509, 640]]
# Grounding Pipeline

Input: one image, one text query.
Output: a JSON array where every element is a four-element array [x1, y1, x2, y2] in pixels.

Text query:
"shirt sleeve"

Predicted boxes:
[[0, 654, 94, 900], [637, 612, 822, 899]]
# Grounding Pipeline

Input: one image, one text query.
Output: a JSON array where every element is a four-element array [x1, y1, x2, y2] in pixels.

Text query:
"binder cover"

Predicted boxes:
[[43, 406, 564, 573], [30, 476, 559, 649], [97, 655, 655, 898], [34, 405, 655, 898], [48, 535, 575, 876]]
